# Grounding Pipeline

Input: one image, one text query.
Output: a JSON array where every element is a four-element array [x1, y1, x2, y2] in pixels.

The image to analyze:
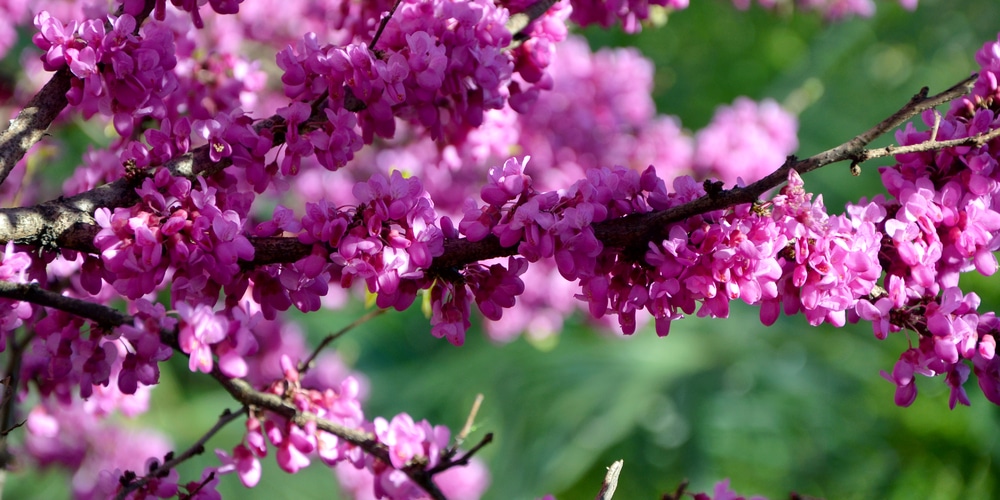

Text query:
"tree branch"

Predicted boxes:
[[0, 281, 130, 327], [0, 68, 72, 187]]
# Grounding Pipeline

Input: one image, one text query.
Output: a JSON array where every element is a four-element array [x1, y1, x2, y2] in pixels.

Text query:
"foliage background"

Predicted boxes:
[[6, 0, 1000, 498]]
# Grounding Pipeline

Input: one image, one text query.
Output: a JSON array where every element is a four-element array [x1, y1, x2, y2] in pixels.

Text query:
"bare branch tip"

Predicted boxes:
[[596, 459, 624, 500]]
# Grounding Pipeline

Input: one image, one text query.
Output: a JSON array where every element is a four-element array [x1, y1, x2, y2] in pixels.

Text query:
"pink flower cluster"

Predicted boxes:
[[121, 0, 244, 29], [515, 36, 694, 191], [33, 12, 178, 137], [316, 34, 798, 341], [94, 167, 254, 303], [291, 171, 444, 313], [842, 34, 1000, 408], [454, 157, 881, 338], [694, 97, 799, 186], [0, 0, 29, 59], [24, 397, 172, 499], [0, 242, 33, 346], [276, 0, 518, 146], [693, 479, 767, 500]]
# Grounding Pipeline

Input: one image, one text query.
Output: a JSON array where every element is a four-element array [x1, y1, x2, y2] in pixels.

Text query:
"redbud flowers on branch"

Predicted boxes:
[[0, 74, 981, 266], [0, 276, 478, 499]]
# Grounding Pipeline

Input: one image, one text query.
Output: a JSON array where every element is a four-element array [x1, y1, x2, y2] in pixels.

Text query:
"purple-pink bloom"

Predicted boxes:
[[177, 303, 229, 373]]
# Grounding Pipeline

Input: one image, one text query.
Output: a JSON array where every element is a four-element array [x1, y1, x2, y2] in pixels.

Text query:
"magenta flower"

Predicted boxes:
[[194, 118, 234, 163], [216, 445, 261, 488], [375, 413, 422, 468], [177, 303, 229, 373]]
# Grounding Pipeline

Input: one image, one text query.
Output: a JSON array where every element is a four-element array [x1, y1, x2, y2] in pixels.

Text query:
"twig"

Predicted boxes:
[[662, 479, 689, 500], [596, 460, 624, 500], [369, 0, 404, 51], [930, 109, 942, 142], [440, 394, 485, 463], [115, 406, 245, 500], [856, 126, 1000, 162], [298, 308, 387, 374], [0, 330, 30, 470], [456, 393, 484, 445], [427, 432, 493, 475], [181, 471, 215, 498]]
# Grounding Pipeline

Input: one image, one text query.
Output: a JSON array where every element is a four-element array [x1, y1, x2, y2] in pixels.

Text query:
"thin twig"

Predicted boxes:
[[930, 109, 942, 142], [440, 393, 484, 463], [596, 460, 624, 500], [427, 432, 493, 475], [182, 471, 216, 498], [857, 126, 1000, 162], [114, 406, 245, 500], [456, 393, 484, 445], [662, 479, 689, 500], [298, 308, 387, 374], [369, 0, 403, 51], [0, 330, 34, 470], [0, 281, 131, 328]]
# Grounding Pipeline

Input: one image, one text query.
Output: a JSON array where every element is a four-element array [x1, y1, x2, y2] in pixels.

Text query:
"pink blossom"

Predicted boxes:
[[177, 303, 229, 373]]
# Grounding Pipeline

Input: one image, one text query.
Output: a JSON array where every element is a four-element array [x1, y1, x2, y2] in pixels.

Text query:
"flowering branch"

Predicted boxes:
[[430, 74, 979, 267], [208, 369, 454, 500], [5, 0, 981, 497], [0, 278, 480, 498], [0, 0, 156, 188], [0, 74, 979, 272], [855, 126, 1000, 163]]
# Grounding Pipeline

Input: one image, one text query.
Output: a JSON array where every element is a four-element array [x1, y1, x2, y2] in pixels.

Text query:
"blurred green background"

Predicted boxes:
[[8, 0, 1000, 498]]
